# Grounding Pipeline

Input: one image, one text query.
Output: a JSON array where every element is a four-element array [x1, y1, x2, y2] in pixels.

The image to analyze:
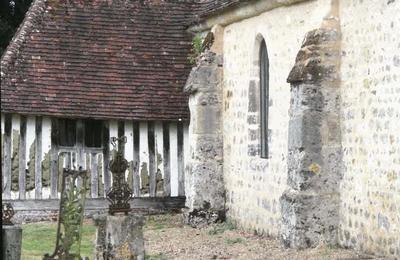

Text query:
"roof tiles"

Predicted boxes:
[[1, 0, 196, 121]]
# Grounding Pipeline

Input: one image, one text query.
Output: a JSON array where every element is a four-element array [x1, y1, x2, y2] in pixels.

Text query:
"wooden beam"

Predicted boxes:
[[177, 122, 185, 196], [35, 116, 42, 199], [4, 196, 186, 211], [3, 114, 12, 199], [19, 116, 27, 199], [162, 123, 171, 196], [148, 122, 156, 197], [169, 123, 178, 197], [133, 122, 140, 197], [50, 119, 58, 199], [124, 120, 134, 188], [102, 121, 110, 196], [90, 153, 99, 198], [139, 122, 149, 193]]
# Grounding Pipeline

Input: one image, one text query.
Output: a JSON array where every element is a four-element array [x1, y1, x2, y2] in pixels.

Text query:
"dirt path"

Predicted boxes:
[[144, 214, 371, 260]]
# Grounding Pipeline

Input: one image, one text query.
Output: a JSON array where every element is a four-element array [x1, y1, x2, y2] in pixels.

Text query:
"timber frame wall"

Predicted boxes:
[[1, 113, 188, 209]]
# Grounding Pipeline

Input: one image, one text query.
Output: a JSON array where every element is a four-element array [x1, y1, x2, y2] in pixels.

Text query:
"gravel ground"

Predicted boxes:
[[144, 214, 376, 260]]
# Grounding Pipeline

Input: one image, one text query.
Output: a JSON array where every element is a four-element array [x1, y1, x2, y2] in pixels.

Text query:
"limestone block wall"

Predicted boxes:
[[339, 0, 400, 257], [222, 0, 332, 236]]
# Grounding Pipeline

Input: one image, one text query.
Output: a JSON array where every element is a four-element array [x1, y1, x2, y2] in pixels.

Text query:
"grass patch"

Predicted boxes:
[[21, 221, 96, 259], [225, 237, 244, 245]]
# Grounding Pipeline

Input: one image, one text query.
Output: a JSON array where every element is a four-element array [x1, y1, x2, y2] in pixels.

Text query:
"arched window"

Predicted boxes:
[[259, 39, 269, 158]]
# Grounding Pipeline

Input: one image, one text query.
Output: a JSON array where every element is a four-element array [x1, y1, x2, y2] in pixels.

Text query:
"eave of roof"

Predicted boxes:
[[189, 0, 310, 32]]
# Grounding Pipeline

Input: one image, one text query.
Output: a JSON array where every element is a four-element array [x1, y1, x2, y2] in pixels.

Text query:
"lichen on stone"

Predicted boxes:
[[140, 162, 149, 194], [26, 141, 36, 191], [57, 153, 65, 192], [98, 154, 104, 197], [41, 152, 50, 187], [11, 130, 20, 191], [156, 169, 163, 194], [127, 160, 134, 190]]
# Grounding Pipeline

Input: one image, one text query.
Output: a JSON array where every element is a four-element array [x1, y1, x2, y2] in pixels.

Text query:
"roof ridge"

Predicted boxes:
[[1, 0, 47, 79]]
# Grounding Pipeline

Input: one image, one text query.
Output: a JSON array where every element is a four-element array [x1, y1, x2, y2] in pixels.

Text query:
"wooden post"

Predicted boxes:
[[148, 122, 156, 197], [50, 119, 58, 199], [139, 122, 149, 194], [3, 114, 12, 199], [91, 153, 99, 198], [103, 122, 110, 196], [162, 122, 171, 196], [19, 116, 27, 199], [177, 122, 185, 196], [75, 120, 85, 190], [169, 123, 178, 197], [35, 116, 42, 199], [133, 122, 140, 197], [124, 121, 134, 189]]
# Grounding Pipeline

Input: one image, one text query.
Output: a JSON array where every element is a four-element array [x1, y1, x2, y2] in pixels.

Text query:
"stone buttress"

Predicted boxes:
[[280, 0, 343, 248], [183, 26, 226, 227]]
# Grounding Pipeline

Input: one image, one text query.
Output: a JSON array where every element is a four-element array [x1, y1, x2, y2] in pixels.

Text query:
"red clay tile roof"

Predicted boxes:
[[1, 0, 197, 121]]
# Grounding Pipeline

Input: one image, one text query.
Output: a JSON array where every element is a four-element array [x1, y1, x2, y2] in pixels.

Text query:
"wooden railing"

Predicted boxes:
[[1, 114, 189, 204]]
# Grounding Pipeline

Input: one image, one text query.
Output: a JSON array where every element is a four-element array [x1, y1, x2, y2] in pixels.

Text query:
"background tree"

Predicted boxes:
[[0, 0, 33, 56]]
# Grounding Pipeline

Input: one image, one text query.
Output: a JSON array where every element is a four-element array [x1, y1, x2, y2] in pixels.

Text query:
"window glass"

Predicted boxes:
[[85, 119, 103, 148], [260, 39, 269, 158], [58, 119, 76, 147]]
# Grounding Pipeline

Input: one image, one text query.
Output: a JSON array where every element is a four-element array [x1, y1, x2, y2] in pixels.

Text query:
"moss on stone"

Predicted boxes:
[[140, 162, 149, 194], [26, 141, 36, 191], [85, 153, 90, 196], [156, 169, 164, 194], [156, 152, 162, 168], [58, 153, 65, 193], [11, 130, 20, 191], [97, 154, 104, 196], [127, 160, 133, 190], [1, 133, 3, 173], [41, 152, 50, 187]]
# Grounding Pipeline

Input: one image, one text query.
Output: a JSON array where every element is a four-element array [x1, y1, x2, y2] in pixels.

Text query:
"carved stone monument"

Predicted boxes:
[[44, 169, 89, 259], [2, 203, 22, 260], [94, 136, 144, 260]]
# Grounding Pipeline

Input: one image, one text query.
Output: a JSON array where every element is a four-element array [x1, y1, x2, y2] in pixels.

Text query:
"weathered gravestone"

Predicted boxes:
[[2, 203, 22, 260], [44, 169, 88, 260], [93, 136, 144, 260]]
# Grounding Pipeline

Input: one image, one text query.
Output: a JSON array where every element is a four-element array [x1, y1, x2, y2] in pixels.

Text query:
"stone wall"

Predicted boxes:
[[339, 0, 400, 257], [222, 0, 332, 237]]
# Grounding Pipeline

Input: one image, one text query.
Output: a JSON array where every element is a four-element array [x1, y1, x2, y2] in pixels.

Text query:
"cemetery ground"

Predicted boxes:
[[22, 213, 369, 259]]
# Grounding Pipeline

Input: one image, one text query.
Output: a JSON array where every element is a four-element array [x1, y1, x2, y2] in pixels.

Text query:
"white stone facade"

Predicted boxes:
[[222, 0, 332, 237], [339, 0, 400, 256], [194, 0, 400, 256]]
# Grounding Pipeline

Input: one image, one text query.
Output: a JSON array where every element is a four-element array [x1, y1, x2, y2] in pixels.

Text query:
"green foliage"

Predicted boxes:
[[59, 185, 86, 255], [208, 220, 236, 235], [188, 34, 203, 65], [21, 222, 96, 259]]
